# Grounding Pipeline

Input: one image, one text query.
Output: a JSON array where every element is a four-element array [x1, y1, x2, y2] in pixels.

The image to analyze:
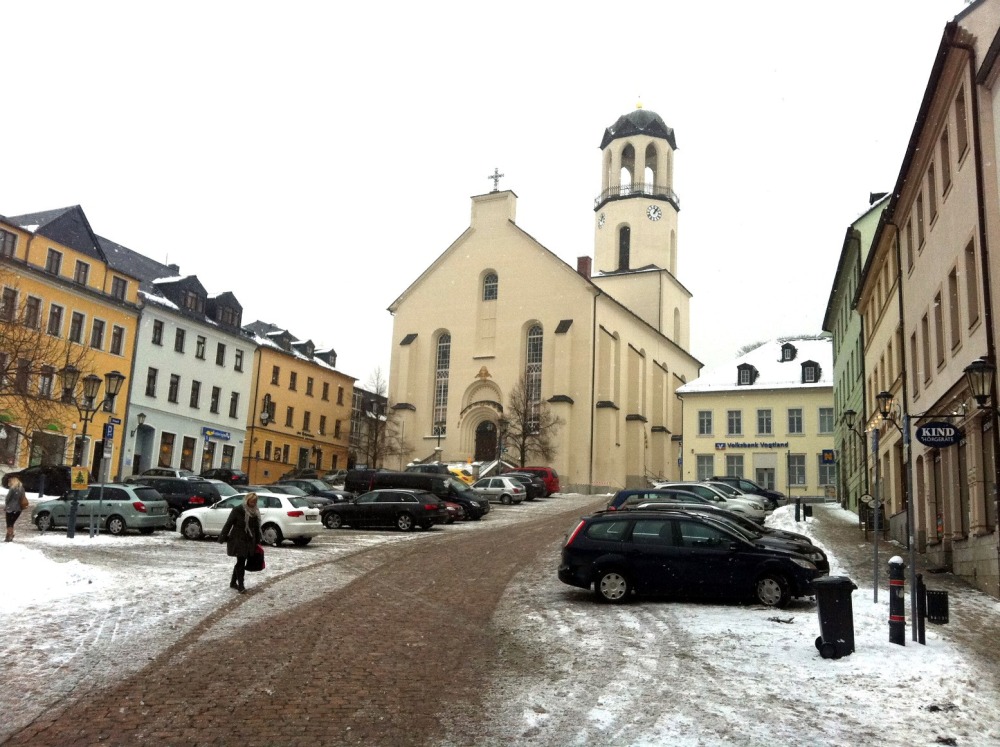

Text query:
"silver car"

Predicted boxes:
[[32, 484, 171, 535], [471, 476, 526, 505]]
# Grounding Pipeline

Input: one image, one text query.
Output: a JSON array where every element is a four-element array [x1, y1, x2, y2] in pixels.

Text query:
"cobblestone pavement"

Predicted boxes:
[[3, 496, 607, 746]]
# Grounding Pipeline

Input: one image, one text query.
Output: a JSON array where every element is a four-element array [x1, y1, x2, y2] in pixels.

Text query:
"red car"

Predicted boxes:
[[517, 466, 560, 496]]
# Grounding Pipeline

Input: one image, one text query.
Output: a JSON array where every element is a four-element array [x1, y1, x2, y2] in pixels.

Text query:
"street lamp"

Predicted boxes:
[[964, 357, 996, 409], [433, 421, 445, 450], [497, 416, 509, 464], [130, 412, 147, 437], [841, 409, 871, 502], [60, 367, 126, 468]]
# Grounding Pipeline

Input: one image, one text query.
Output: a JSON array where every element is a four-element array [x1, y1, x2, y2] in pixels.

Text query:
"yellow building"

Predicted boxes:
[[1, 206, 140, 479], [677, 338, 835, 500], [241, 322, 355, 483]]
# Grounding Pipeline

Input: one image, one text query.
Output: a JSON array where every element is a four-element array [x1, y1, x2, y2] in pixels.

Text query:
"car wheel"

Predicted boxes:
[[181, 518, 204, 540], [35, 511, 52, 532], [292, 537, 311, 546], [261, 523, 283, 546], [501, 494, 512, 505], [755, 573, 791, 607], [323, 512, 343, 530], [106, 515, 127, 536], [396, 513, 415, 532], [595, 570, 630, 603], [166, 509, 179, 532]]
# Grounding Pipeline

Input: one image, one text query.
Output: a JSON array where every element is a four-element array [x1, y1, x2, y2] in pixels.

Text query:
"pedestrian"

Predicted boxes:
[[5, 476, 27, 542], [219, 492, 262, 593]]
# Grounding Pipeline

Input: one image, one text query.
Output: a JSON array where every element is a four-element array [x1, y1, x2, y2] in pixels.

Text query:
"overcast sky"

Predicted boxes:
[[2, 1, 971, 385]]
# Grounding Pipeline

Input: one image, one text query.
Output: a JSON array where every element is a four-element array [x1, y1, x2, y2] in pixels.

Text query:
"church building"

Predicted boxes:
[[387, 107, 702, 492]]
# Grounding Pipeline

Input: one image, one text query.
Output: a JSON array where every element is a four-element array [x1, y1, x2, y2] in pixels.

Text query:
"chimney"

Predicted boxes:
[[577, 256, 592, 279]]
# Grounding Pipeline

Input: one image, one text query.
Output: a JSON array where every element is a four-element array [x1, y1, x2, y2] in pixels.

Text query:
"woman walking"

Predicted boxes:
[[5, 477, 27, 542], [219, 492, 262, 593]]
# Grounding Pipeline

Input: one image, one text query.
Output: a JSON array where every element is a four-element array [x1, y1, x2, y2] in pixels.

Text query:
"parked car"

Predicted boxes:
[[369, 471, 490, 520], [710, 476, 785, 509], [274, 479, 347, 501], [502, 471, 546, 500], [200, 467, 249, 485], [650, 482, 768, 522], [558, 509, 820, 607], [204, 479, 242, 499], [448, 465, 476, 486], [321, 489, 450, 531], [345, 468, 381, 494], [3, 465, 76, 496], [323, 469, 348, 484], [471, 476, 525, 505], [135, 467, 197, 479], [634, 502, 830, 573], [129, 476, 223, 530], [404, 462, 453, 476], [178, 492, 323, 546], [32, 483, 170, 535], [605, 487, 713, 511], [516, 466, 560, 496]]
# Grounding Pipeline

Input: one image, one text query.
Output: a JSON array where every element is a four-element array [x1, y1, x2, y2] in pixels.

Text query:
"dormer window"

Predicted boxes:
[[182, 290, 205, 313], [781, 343, 797, 361], [737, 363, 758, 386], [801, 361, 821, 383]]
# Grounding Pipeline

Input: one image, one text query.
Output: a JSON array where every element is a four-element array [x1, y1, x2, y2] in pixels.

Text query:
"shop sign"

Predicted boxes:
[[915, 421, 960, 448]]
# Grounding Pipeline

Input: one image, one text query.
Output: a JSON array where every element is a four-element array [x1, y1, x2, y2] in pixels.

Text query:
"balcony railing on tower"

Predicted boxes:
[[594, 182, 680, 210]]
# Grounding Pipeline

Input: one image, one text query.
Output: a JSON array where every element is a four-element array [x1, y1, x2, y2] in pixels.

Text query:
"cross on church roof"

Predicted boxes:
[[488, 167, 504, 192]]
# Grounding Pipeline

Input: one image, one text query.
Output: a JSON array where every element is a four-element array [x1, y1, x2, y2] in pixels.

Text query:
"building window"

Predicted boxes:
[[916, 194, 925, 248], [819, 408, 834, 434], [181, 290, 203, 312], [818, 455, 836, 486], [39, 366, 54, 398], [69, 312, 84, 343], [306, 376, 313, 396], [803, 365, 817, 383], [180, 436, 196, 471], [335, 420, 342, 439], [726, 410, 742, 436], [965, 241, 980, 327], [282, 444, 290, 463], [13, 359, 29, 394], [787, 408, 803, 434], [23, 297, 41, 328], [696, 455, 714, 481], [757, 409, 772, 435], [788, 455, 806, 486], [0, 229, 16, 257], [322, 382, 330, 401], [739, 368, 751, 385], [934, 292, 945, 366], [168, 374, 180, 403], [90, 319, 105, 349], [152, 320, 163, 345], [47, 304, 63, 336], [196, 336, 206, 359], [74, 260, 89, 286], [940, 129, 952, 191], [698, 410, 713, 435], [271, 366, 280, 385], [921, 313, 931, 383], [210, 386, 221, 414], [111, 276, 127, 301], [483, 273, 498, 301], [433, 334, 451, 430], [158, 433, 175, 467], [220, 306, 239, 326], [526, 325, 543, 432], [175, 328, 186, 353], [264, 440, 272, 460], [927, 164, 937, 222], [0, 287, 15, 321], [948, 269, 961, 349], [337, 386, 344, 405], [726, 454, 744, 475], [303, 411, 311, 432], [216, 343, 226, 366], [45, 248, 62, 275], [229, 392, 240, 418], [956, 87, 969, 158], [289, 371, 298, 391], [110, 325, 125, 356], [319, 415, 327, 435], [285, 406, 294, 427], [190, 380, 201, 408], [234, 350, 244, 372]]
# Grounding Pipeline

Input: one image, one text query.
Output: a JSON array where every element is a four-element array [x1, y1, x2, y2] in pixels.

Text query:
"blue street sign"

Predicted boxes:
[[104, 423, 114, 440]]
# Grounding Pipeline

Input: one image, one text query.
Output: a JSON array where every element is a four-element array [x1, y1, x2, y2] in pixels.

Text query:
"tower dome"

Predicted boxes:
[[600, 108, 677, 150]]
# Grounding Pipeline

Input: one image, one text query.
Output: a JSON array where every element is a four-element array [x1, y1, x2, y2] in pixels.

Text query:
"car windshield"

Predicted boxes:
[[212, 482, 240, 497], [288, 497, 313, 509], [448, 478, 475, 496], [216, 497, 243, 509]]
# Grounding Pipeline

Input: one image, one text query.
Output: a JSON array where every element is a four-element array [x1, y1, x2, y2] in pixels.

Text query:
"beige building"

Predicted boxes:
[[676, 338, 836, 500], [387, 107, 701, 492]]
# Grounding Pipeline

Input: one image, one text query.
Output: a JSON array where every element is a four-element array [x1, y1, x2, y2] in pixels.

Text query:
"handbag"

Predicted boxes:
[[246, 544, 265, 572], [18, 493, 28, 510]]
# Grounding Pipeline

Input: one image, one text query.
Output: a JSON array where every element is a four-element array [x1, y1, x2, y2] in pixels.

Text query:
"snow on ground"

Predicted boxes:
[[3, 494, 1000, 746]]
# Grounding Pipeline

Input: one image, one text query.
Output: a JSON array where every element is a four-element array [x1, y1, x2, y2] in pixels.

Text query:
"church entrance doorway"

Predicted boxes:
[[475, 421, 497, 462]]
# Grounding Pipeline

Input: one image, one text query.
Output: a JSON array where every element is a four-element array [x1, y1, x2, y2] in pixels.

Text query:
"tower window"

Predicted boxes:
[[618, 226, 630, 271], [483, 273, 498, 301]]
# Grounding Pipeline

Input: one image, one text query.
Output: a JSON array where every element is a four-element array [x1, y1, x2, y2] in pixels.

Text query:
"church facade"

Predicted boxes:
[[387, 108, 701, 492]]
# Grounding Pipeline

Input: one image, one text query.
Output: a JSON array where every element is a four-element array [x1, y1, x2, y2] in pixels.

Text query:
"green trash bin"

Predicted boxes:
[[813, 576, 857, 659]]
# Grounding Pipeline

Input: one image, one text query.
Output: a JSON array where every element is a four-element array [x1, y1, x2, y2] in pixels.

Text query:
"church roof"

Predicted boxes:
[[600, 108, 677, 150]]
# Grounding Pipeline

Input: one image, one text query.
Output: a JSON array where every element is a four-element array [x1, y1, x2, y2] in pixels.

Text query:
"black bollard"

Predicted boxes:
[[888, 556, 906, 645], [795, 498, 801, 522]]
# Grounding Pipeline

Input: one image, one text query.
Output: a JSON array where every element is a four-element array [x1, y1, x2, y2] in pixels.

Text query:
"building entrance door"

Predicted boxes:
[[755, 468, 776, 491], [475, 421, 497, 461]]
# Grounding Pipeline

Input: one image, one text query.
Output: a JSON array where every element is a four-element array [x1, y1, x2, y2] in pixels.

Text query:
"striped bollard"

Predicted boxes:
[[888, 556, 906, 646]]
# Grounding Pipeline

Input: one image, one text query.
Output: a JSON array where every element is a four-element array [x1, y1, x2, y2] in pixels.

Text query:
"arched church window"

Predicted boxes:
[[526, 325, 543, 432], [434, 333, 451, 433], [483, 273, 498, 301], [618, 226, 630, 271]]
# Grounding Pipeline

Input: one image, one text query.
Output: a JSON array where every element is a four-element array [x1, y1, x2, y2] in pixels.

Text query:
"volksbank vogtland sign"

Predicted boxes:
[[915, 422, 961, 448], [715, 441, 791, 450]]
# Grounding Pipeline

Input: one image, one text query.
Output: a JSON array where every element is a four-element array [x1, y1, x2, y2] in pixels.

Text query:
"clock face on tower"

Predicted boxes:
[[646, 204, 662, 221], [598, 212, 605, 228]]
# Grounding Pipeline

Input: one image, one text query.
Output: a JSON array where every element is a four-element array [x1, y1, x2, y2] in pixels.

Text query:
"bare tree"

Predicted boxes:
[[354, 368, 408, 468], [0, 273, 94, 465], [502, 372, 563, 467]]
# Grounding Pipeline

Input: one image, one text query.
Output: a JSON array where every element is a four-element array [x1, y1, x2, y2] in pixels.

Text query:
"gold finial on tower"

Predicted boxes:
[[636, 98, 643, 109]]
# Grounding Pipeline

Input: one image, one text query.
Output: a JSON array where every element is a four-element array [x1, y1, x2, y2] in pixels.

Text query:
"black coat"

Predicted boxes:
[[220, 504, 262, 557]]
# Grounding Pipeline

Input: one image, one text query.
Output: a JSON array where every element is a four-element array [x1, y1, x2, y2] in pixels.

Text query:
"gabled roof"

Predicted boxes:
[[7, 206, 105, 260], [677, 337, 832, 394], [98, 235, 180, 293]]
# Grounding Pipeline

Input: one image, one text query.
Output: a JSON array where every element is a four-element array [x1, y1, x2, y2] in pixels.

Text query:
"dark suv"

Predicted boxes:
[[200, 468, 249, 485], [404, 463, 452, 476], [3, 465, 76, 496], [558, 509, 820, 607], [130, 476, 222, 529], [710, 476, 785, 509]]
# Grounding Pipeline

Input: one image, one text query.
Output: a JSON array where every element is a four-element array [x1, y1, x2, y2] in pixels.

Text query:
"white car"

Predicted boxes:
[[177, 491, 323, 546], [651, 482, 768, 522], [471, 476, 525, 505]]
